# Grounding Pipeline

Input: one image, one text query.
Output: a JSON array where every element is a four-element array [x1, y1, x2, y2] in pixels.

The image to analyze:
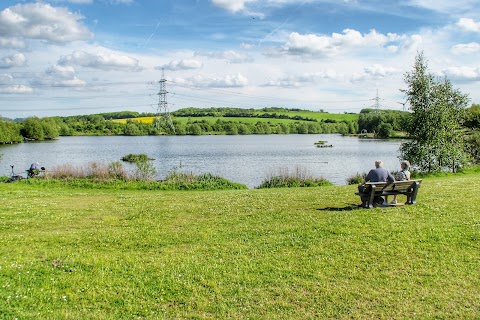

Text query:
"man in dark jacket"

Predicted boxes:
[[358, 160, 394, 206]]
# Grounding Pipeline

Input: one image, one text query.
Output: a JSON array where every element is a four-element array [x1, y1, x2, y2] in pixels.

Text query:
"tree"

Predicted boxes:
[[21, 117, 45, 141], [400, 52, 469, 172], [377, 123, 393, 139]]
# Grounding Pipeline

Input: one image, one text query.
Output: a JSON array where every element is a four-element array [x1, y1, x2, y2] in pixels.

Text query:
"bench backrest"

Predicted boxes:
[[364, 179, 422, 193]]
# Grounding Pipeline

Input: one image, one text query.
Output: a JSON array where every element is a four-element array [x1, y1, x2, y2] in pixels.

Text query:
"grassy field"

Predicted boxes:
[[112, 111, 358, 125], [1, 173, 479, 319]]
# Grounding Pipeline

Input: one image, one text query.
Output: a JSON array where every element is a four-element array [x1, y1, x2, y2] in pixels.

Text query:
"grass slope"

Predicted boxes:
[[112, 111, 358, 125], [1, 173, 479, 319]]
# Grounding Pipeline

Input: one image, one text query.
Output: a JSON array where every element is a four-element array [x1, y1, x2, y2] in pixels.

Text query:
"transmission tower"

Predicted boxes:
[[373, 89, 381, 112], [155, 68, 175, 133]]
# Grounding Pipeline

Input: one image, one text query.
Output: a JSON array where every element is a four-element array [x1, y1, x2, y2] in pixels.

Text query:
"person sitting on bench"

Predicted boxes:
[[358, 160, 394, 206], [385, 160, 411, 205]]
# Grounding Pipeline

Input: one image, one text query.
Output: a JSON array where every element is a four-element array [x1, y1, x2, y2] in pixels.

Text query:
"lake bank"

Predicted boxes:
[[0, 134, 404, 187]]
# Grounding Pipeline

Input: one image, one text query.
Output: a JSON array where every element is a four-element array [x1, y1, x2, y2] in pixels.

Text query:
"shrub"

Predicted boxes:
[[257, 166, 332, 188], [108, 161, 127, 180], [347, 172, 366, 185], [133, 161, 156, 181], [121, 154, 151, 163]]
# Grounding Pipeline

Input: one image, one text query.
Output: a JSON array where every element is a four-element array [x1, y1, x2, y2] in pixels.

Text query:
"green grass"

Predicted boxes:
[[113, 112, 358, 125], [1, 172, 479, 319], [253, 110, 358, 122]]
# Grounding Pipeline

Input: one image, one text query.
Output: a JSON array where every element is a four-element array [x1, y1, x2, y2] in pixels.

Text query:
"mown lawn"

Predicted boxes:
[[0, 173, 479, 319]]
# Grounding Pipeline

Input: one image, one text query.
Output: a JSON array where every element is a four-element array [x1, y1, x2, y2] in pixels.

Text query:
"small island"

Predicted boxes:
[[314, 140, 333, 148]]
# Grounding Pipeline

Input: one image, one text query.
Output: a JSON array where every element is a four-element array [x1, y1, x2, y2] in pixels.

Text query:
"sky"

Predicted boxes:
[[0, 0, 479, 118]]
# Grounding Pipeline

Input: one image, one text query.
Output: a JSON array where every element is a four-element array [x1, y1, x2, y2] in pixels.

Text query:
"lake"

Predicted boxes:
[[0, 135, 404, 188]]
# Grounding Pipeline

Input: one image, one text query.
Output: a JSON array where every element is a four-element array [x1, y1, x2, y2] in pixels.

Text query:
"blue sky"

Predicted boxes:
[[0, 0, 479, 118]]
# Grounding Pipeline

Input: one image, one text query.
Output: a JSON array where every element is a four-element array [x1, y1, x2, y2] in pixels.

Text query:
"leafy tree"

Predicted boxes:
[[187, 124, 202, 135], [0, 119, 22, 143], [399, 52, 469, 172], [123, 120, 141, 136], [465, 131, 480, 164], [41, 118, 59, 139], [21, 117, 45, 141], [377, 123, 393, 139]]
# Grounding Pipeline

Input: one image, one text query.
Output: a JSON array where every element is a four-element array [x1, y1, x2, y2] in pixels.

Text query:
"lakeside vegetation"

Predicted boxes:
[[1, 171, 479, 318]]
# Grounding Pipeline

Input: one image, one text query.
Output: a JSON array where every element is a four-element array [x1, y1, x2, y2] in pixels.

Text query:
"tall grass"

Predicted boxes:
[[257, 166, 332, 188], [48, 162, 120, 180]]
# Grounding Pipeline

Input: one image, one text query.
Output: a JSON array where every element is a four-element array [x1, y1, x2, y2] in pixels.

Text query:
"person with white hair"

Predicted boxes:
[[385, 160, 411, 205], [358, 160, 394, 206]]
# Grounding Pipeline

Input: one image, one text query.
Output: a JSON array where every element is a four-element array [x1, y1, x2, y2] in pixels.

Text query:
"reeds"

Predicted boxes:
[[257, 166, 332, 188]]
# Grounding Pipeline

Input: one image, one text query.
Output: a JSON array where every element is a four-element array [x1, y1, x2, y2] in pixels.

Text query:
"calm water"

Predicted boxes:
[[0, 135, 403, 188]]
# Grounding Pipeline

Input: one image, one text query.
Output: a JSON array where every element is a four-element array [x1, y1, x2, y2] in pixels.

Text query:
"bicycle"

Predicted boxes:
[[8, 165, 25, 182]]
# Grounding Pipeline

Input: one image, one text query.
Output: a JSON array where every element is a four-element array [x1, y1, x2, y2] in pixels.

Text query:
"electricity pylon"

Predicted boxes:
[[155, 68, 175, 134]]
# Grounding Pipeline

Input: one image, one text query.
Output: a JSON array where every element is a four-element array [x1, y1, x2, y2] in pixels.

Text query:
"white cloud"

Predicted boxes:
[[0, 73, 14, 84], [456, 18, 480, 33], [175, 73, 249, 88], [277, 29, 403, 57], [58, 51, 141, 71], [56, 0, 94, 4], [442, 66, 480, 82], [351, 64, 399, 82], [195, 50, 254, 63], [46, 64, 77, 78], [264, 71, 339, 87], [0, 84, 33, 94], [159, 59, 203, 71], [408, 0, 479, 15], [59, 77, 86, 87], [0, 3, 93, 44], [0, 53, 26, 68], [451, 42, 480, 54], [400, 34, 423, 51], [0, 37, 26, 49], [211, 0, 252, 13]]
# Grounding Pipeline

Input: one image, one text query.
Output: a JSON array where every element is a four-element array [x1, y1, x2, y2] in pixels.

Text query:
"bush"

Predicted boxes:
[[347, 172, 366, 185], [133, 161, 156, 181], [256, 166, 332, 188], [121, 154, 151, 163]]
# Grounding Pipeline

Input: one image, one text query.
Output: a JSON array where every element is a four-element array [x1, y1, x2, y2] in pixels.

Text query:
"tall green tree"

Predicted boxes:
[[21, 117, 45, 141], [400, 52, 469, 172]]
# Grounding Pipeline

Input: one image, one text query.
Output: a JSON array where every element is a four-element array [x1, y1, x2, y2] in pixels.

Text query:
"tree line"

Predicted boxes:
[[0, 116, 360, 144]]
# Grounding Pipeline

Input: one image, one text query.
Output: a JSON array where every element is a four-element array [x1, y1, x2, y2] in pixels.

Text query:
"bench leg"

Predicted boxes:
[[406, 181, 420, 205], [367, 192, 376, 208]]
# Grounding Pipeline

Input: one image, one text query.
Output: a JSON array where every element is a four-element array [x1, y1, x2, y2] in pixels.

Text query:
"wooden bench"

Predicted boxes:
[[356, 180, 422, 208]]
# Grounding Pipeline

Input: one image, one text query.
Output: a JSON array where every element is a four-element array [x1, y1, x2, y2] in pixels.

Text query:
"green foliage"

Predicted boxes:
[[400, 52, 470, 172], [121, 154, 151, 163], [108, 161, 128, 179], [346, 172, 366, 185], [377, 122, 393, 138], [133, 160, 157, 181], [465, 131, 480, 164], [256, 176, 332, 188], [20, 117, 60, 141], [162, 172, 247, 190], [21, 117, 45, 140], [256, 166, 332, 188], [358, 110, 409, 135], [0, 118, 22, 144], [464, 104, 480, 129]]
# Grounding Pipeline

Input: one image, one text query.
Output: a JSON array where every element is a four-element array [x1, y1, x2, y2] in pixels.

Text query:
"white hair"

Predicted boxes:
[[375, 160, 383, 168]]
